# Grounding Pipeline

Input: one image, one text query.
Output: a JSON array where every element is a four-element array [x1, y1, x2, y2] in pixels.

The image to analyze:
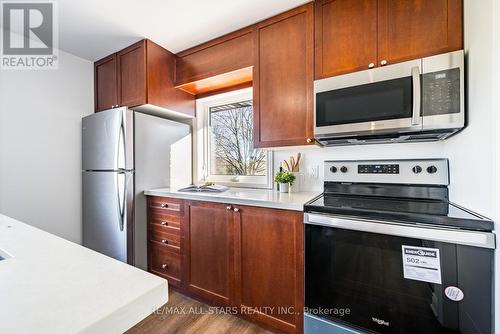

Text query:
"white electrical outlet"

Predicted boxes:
[[309, 165, 320, 179]]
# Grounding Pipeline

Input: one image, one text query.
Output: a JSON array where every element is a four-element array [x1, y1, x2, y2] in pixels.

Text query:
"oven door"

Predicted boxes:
[[314, 59, 422, 139], [304, 213, 494, 334]]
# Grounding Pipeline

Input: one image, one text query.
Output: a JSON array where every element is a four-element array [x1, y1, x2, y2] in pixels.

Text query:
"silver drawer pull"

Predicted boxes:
[[161, 263, 168, 269], [160, 221, 168, 226], [161, 239, 168, 244], [226, 206, 232, 211], [233, 208, 240, 212], [160, 203, 168, 208]]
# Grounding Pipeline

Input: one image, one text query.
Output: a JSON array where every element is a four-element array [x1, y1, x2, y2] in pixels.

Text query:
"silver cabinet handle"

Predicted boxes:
[[411, 66, 422, 126], [226, 206, 232, 211], [368, 63, 375, 68], [233, 208, 240, 212], [161, 239, 168, 244], [380, 60, 388, 66], [306, 138, 313, 143], [161, 264, 168, 269], [160, 221, 168, 226], [160, 203, 168, 208]]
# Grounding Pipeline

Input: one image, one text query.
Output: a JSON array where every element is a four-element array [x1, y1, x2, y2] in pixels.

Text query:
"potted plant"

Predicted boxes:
[[274, 171, 296, 193]]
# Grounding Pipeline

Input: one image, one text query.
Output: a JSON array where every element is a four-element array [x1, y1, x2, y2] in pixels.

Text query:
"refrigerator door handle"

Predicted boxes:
[[117, 111, 126, 170], [116, 171, 127, 231]]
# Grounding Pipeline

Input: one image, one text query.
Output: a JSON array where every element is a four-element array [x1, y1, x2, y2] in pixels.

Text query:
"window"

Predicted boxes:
[[195, 89, 272, 188]]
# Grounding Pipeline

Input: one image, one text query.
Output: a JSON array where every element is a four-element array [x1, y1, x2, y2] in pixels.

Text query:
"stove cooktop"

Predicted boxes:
[[305, 194, 494, 232]]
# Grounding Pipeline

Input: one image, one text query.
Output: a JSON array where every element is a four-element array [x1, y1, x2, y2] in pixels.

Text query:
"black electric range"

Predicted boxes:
[[303, 159, 495, 334], [305, 183, 494, 232]]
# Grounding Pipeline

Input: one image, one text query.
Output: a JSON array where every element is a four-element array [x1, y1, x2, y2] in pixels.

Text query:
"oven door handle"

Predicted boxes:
[[305, 213, 495, 249], [411, 66, 422, 126]]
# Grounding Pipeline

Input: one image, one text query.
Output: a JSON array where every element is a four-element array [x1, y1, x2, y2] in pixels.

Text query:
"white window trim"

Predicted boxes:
[[193, 88, 273, 189]]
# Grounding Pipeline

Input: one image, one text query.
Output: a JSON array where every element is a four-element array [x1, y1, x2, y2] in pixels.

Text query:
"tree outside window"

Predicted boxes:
[[209, 100, 267, 177]]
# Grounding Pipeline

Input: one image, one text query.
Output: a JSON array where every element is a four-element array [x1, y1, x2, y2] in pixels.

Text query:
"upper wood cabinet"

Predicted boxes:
[[117, 41, 147, 108], [94, 55, 118, 112], [377, 0, 463, 66], [185, 201, 234, 305], [175, 29, 254, 96], [314, 0, 463, 79], [315, 0, 378, 78], [94, 39, 194, 116], [253, 3, 314, 148]]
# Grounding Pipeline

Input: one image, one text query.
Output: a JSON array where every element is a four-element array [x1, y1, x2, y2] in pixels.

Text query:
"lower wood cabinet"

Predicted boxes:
[[185, 201, 234, 305], [146, 196, 304, 334], [147, 197, 185, 289], [234, 205, 304, 334]]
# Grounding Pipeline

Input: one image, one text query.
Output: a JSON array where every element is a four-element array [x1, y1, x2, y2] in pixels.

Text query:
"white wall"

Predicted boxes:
[[0, 49, 93, 243], [273, 142, 444, 192], [492, 0, 500, 329]]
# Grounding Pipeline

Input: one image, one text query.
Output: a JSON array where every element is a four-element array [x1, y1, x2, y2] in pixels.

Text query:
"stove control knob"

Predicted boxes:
[[427, 165, 438, 174], [330, 166, 338, 173], [340, 166, 348, 173], [412, 165, 422, 174]]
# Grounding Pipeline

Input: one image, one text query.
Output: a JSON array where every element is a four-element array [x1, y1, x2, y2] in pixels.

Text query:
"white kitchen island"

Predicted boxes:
[[0, 214, 168, 334]]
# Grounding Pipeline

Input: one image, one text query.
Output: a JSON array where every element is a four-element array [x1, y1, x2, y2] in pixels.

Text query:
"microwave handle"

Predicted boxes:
[[411, 66, 421, 126]]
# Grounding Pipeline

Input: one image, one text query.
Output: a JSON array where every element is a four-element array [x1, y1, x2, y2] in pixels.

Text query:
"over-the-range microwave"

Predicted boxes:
[[314, 50, 465, 146]]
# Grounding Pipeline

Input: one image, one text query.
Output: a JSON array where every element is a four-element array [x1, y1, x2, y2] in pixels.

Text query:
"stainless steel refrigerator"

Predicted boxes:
[[82, 107, 191, 269]]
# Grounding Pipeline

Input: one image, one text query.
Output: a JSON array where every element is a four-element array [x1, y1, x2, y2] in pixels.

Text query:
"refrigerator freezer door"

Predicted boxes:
[[82, 108, 134, 171], [83, 171, 134, 263], [134, 112, 192, 269]]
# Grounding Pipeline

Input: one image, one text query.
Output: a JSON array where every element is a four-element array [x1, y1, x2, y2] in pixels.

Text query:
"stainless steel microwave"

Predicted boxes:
[[314, 50, 465, 146]]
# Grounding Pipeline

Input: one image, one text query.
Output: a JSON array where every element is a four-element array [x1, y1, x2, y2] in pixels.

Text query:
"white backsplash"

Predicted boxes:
[[272, 141, 444, 192]]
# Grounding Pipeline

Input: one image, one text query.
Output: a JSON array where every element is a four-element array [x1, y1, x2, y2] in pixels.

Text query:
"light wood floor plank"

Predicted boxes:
[[127, 290, 273, 334]]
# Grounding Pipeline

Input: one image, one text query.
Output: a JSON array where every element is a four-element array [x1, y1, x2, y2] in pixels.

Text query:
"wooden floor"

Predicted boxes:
[[127, 290, 273, 334]]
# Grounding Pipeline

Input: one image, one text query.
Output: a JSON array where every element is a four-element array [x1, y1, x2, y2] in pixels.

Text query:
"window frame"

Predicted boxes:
[[194, 88, 273, 189]]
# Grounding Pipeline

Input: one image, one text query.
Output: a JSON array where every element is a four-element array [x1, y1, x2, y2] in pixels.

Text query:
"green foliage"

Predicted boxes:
[[274, 171, 296, 185]]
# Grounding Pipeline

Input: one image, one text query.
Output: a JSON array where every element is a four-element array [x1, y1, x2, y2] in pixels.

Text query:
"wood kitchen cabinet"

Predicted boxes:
[[377, 0, 463, 66], [147, 196, 185, 288], [253, 3, 314, 148], [175, 28, 254, 96], [94, 39, 194, 115], [314, 0, 378, 78], [234, 205, 304, 334], [184, 201, 235, 305], [314, 0, 463, 79], [146, 196, 304, 333], [94, 54, 118, 112]]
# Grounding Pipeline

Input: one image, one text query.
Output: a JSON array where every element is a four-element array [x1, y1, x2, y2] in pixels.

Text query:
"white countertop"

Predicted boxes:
[[0, 214, 168, 334], [144, 187, 321, 211]]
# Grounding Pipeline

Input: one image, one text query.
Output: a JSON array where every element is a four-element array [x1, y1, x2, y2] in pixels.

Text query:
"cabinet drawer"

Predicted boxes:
[[150, 220, 181, 236], [149, 197, 183, 215], [150, 230, 181, 253], [150, 244, 182, 283], [150, 212, 182, 231]]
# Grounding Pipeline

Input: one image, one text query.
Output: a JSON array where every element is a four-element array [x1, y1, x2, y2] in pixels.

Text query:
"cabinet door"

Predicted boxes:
[[117, 40, 147, 107], [315, 0, 378, 78], [94, 54, 118, 112], [185, 201, 234, 305], [378, 0, 463, 66], [175, 28, 254, 87], [253, 3, 314, 148], [234, 206, 304, 334]]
